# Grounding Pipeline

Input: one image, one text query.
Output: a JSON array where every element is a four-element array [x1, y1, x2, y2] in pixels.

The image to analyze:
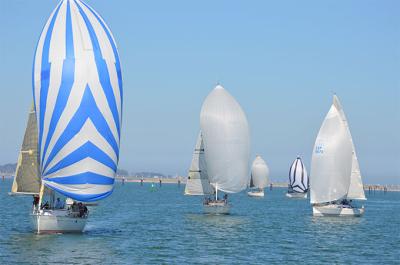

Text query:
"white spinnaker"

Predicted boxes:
[[310, 103, 353, 204], [185, 132, 214, 195], [250, 156, 269, 189], [333, 95, 366, 200], [288, 157, 308, 193], [200, 85, 250, 193]]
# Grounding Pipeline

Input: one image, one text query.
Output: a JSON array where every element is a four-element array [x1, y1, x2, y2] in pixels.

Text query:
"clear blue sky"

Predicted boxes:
[[0, 0, 399, 184]]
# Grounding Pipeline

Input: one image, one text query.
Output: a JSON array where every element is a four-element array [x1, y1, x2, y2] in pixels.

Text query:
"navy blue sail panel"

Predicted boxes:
[[33, 0, 122, 201], [288, 157, 309, 193]]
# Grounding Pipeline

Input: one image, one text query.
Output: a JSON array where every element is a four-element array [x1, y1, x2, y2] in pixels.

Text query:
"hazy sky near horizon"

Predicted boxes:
[[0, 0, 399, 184]]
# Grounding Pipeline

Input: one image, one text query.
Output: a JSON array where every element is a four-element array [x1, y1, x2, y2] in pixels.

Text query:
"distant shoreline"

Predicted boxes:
[[1, 174, 399, 192], [115, 177, 400, 192]]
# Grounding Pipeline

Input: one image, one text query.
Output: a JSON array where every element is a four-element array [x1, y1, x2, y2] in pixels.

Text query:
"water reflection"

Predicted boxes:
[[185, 213, 249, 228], [311, 215, 362, 224]]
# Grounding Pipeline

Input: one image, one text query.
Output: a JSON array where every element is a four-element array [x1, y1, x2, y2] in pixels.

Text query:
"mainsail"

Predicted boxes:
[[288, 157, 308, 193], [333, 96, 366, 200], [10, 105, 41, 195], [33, 0, 123, 201], [250, 155, 269, 189], [200, 85, 250, 193], [184, 132, 214, 195], [310, 100, 353, 204]]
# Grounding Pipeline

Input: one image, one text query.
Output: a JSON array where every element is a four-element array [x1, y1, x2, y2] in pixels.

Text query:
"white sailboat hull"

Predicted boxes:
[[286, 192, 307, 199], [31, 209, 87, 233], [203, 201, 230, 214], [247, 190, 264, 197], [312, 204, 365, 217]]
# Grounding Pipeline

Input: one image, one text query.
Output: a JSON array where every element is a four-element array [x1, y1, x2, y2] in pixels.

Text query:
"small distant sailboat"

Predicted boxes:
[[310, 95, 366, 217], [187, 84, 250, 214], [248, 155, 269, 197], [286, 157, 308, 199], [11, 0, 123, 233]]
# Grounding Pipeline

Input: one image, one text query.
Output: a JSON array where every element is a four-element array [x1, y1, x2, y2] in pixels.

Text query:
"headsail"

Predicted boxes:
[[250, 155, 269, 189], [310, 101, 353, 204], [185, 132, 214, 195], [333, 96, 366, 200], [200, 85, 250, 193], [249, 175, 254, 188], [288, 157, 308, 193], [10, 105, 41, 195], [347, 154, 366, 200], [33, 0, 123, 201]]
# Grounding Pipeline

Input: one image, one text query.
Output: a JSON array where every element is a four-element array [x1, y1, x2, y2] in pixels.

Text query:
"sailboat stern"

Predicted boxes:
[[203, 201, 230, 215], [247, 190, 264, 197], [31, 210, 87, 234], [286, 192, 307, 199]]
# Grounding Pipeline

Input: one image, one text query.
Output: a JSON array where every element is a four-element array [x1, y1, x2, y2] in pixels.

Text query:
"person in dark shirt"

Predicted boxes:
[[32, 195, 39, 210]]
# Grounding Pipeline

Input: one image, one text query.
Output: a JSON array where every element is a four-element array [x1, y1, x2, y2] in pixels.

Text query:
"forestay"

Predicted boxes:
[[200, 85, 250, 193], [33, 0, 123, 201], [288, 157, 308, 193], [11, 105, 41, 195], [310, 102, 353, 204], [250, 155, 269, 189], [185, 132, 214, 195]]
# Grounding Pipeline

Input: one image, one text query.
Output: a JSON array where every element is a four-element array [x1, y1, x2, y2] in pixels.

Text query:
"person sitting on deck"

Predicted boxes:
[[340, 199, 354, 208], [55, 198, 64, 209], [71, 201, 79, 213], [341, 199, 349, 205], [83, 205, 88, 216], [78, 202, 85, 217], [223, 194, 228, 203], [41, 201, 49, 210]]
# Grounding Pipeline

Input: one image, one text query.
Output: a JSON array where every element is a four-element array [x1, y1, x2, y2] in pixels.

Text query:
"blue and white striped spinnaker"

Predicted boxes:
[[33, 0, 122, 201]]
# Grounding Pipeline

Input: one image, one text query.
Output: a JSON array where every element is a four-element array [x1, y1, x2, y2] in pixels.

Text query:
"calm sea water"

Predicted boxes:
[[0, 179, 399, 264]]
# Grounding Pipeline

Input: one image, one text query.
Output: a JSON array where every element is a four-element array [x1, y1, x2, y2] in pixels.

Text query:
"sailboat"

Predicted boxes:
[[310, 95, 366, 217], [286, 156, 309, 198], [198, 84, 250, 214], [248, 155, 269, 197], [16, 0, 123, 233]]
